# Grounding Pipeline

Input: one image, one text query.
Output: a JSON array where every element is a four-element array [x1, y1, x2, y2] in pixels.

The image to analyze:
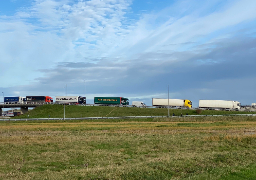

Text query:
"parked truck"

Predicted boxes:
[[199, 100, 241, 110], [152, 98, 192, 108], [132, 101, 146, 107]]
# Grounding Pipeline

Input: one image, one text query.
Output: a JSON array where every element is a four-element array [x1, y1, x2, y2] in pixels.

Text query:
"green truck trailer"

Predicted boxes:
[[94, 97, 129, 105]]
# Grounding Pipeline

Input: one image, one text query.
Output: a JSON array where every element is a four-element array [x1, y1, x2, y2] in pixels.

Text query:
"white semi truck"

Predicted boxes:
[[132, 101, 146, 107], [152, 98, 192, 108], [199, 100, 241, 110], [55, 96, 86, 104]]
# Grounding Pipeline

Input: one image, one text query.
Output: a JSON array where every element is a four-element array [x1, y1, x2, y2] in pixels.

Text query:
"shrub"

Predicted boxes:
[[196, 109, 202, 114]]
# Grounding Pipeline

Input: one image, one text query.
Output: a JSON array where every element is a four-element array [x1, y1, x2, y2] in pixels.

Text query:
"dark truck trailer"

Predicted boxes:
[[26, 96, 53, 104], [94, 97, 129, 105]]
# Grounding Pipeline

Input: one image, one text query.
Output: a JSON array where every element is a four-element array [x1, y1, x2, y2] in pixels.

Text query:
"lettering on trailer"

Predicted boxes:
[[56, 97, 78, 101], [98, 99, 118, 102]]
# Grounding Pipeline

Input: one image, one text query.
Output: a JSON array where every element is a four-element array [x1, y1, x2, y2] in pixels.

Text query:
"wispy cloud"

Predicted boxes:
[[0, 0, 256, 106]]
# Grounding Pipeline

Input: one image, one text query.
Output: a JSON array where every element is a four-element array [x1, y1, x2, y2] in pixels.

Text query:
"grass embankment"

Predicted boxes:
[[13, 104, 256, 119], [1, 116, 256, 179]]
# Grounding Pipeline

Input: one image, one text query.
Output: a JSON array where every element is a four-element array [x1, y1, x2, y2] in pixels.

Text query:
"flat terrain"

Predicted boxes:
[[12, 104, 256, 119], [1, 116, 256, 179]]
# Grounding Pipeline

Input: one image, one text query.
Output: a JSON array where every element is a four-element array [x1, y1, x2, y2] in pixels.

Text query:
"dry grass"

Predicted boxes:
[[0, 116, 256, 179]]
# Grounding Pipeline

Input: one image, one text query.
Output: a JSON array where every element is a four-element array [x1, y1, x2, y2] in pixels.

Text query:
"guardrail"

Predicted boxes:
[[1, 114, 256, 121]]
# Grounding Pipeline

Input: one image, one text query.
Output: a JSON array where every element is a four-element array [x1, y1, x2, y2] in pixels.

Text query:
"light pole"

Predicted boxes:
[[84, 79, 86, 97], [168, 86, 170, 117], [2, 92, 4, 116], [64, 103, 65, 120], [84, 79, 86, 105], [64, 84, 67, 120]]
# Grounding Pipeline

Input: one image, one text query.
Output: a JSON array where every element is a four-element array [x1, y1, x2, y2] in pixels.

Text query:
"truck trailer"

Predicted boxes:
[[199, 100, 241, 110], [26, 96, 53, 104], [55, 96, 86, 104], [4, 96, 25, 104], [152, 98, 192, 108], [94, 97, 129, 105]]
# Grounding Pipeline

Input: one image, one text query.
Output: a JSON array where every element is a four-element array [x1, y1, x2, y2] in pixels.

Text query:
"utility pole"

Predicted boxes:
[[65, 84, 67, 96], [84, 80, 86, 97], [168, 85, 170, 117], [64, 84, 67, 120], [2, 92, 4, 116]]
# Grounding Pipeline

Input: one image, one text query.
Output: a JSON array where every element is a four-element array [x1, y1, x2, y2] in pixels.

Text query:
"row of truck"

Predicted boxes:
[[3, 96, 127, 105], [3, 96, 243, 110], [137, 99, 241, 110], [152, 99, 241, 110]]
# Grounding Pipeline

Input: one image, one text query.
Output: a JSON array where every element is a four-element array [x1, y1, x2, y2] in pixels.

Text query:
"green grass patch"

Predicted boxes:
[[10, 104, 256, 119], [1, 118, 256, 179]]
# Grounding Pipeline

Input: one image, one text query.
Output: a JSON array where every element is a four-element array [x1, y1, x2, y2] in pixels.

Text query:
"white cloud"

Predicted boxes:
[[112, 0, 256, 58], [0, 0, 132, 87], [0, 0, 256, 106]]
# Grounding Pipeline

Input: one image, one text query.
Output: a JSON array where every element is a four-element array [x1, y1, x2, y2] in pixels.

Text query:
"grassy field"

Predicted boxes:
[[1, 116, 256, 179], [12, 104, 256, 119]]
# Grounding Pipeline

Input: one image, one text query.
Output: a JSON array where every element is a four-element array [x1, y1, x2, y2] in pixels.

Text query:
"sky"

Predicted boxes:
[[0, 0, 256, 107]]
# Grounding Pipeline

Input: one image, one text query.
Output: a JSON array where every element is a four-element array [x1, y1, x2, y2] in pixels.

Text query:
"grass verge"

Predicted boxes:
[[0, 116, 256, 179], [12, 104, 256, 119]]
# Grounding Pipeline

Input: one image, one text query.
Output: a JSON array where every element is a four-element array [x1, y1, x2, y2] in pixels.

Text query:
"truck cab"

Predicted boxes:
[[184, 100, 192, 108]]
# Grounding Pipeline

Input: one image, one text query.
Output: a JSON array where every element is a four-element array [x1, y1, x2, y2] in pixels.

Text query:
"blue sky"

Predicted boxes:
[[0, 0, 256, 107]]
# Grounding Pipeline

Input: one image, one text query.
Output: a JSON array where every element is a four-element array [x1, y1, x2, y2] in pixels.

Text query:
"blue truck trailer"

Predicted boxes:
[[4, 96, 25, 104]]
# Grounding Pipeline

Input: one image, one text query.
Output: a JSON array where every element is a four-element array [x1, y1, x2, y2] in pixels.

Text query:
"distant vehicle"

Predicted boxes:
[[55, 96, 86, 104], [252, 103, 256, 107], [6, 111, 14, 117], [26, 96, 53, 104], [4, 96, 25, 104], [132, 101, 146, 107], [94, 97, 129, 105], [152, 98, 192, 108], [13, 112, 21, 116], [199, 100, 241, 110]]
